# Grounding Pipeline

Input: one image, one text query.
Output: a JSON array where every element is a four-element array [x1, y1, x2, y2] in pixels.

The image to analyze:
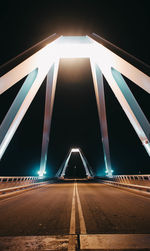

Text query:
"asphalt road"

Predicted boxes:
[[0, 181, 150, 236]]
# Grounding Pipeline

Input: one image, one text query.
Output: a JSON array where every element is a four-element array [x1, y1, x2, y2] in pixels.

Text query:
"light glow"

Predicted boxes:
[[38, 171, 43, 176], [43, 36, 98, 59], [54, 43, 93, 58], [71, 148, 80, 153]]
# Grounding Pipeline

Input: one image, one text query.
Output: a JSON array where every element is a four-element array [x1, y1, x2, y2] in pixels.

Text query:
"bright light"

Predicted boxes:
[[38, 170, 46, 176], [105, 169, 114, 176], [71, 148, 80, 153], [54, 43, 93, 58], [143, 141, 150, 156], [38, 171, 43, 176], [43, 36, 98, 59]]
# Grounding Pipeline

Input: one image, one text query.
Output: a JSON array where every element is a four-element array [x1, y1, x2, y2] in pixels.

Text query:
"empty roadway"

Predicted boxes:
[[0, 180, 150, 237]]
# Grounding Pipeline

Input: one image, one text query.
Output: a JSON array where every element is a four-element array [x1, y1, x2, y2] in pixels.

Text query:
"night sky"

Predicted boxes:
[[0, 1, 150, 177]]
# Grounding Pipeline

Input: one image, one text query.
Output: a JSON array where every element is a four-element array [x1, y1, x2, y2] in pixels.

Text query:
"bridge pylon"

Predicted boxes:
[[55, 148, 94, 179], [0, 34, 149, 177]]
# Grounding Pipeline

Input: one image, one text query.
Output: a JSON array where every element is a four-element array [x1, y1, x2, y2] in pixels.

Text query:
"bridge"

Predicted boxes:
[[0, 34, 150, 250]]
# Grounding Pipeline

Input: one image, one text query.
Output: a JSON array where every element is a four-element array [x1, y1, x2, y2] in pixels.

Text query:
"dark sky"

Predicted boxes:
[[0, 0, 150, 177]]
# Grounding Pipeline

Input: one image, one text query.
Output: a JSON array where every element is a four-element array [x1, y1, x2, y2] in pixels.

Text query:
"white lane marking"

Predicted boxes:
[[69, 182, 76, 234], [68, 182, 76, 251], [75, 183, 87, 234]]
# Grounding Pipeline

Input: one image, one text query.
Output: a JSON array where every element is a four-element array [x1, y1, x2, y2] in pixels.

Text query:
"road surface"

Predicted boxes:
[[1, 180, 150, 250], [0, 180, 150, 236]]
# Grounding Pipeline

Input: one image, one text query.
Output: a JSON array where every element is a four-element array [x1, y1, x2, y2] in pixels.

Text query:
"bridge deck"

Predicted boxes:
[[0, 180, 150, 250]]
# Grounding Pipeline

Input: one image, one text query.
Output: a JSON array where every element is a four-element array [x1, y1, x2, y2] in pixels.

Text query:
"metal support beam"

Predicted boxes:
[[39, 61, 59, 176], [90, 60, 112, 177]]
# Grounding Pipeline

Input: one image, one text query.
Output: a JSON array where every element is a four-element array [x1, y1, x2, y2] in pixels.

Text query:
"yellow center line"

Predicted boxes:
[[75, 182, 87, 234], [69, 181, 76, 234]]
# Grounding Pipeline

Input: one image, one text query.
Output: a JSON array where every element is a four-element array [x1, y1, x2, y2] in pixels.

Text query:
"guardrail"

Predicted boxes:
[[0, 176, 57, 196], [112, 174, 150, 187], [0, 176, 45, 189], [101, 180, 150, 193], [0, 176, 39, 182], [96, 174, 150, 193], [0, 181, 48, 195]]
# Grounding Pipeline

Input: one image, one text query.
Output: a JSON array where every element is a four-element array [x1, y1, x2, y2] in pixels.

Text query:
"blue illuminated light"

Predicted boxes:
[[38, 171, 43, 176]]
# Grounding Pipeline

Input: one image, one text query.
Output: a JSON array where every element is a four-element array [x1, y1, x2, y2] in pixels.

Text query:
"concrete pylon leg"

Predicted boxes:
[[60, 151, 72, 178], [79, 149, 94, 177], [90, 60, 112, 177], [110, 68, 150, 156], [39, 61, 59, 176], [0, 69, 38, 160], [58, 148, 93, 179], [99, 65, 150, 157], [78, 150, 91, 177]]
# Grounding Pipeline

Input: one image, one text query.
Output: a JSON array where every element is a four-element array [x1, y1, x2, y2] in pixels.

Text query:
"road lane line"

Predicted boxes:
[[69, 182, 76, 234], [68, 182, 76, 251], [75, 183, 87, 234]]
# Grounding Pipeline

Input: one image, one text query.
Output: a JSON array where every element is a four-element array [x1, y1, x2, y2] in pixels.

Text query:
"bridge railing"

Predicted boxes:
[[113, 174, 150, 187], [97, 174, 150, 193], [0, 176, 42, 189]]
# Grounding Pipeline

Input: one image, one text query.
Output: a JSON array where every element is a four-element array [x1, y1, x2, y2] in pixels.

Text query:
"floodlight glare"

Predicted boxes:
[[54, 43, 93, 58], [71, 148, 80, 153], [38, 171, 43, 176]]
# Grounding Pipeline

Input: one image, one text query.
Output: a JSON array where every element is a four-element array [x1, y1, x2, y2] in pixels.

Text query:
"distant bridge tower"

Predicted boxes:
[[55, 148, 94, 179], [0, 34, 150, 177]]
